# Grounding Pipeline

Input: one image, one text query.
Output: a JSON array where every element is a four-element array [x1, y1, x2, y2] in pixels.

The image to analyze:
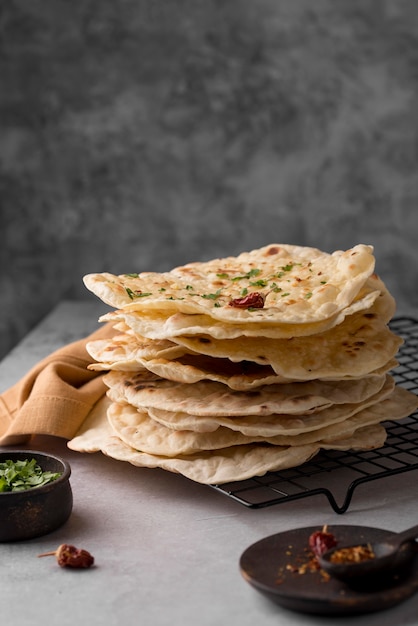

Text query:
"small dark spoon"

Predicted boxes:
[[318, 524, 418, 586]]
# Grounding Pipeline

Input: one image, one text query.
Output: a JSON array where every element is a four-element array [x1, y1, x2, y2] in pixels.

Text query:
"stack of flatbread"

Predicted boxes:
[[69, 243, 418, 484]]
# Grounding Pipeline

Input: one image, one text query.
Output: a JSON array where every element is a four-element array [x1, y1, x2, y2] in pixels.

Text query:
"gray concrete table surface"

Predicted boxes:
[[0, 301, 417, 626]]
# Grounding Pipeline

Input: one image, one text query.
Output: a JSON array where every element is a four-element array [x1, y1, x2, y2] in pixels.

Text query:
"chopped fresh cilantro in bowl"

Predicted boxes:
[[0, 450, 72, 541], [0, 458, 61, 492]]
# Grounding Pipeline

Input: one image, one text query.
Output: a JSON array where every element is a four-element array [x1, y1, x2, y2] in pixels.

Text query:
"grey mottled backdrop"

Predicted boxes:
[[1, 0, 418, 359]]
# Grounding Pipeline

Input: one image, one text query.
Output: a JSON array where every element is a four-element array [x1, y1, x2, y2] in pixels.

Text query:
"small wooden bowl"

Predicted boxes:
[[0, 450, 73, 542]]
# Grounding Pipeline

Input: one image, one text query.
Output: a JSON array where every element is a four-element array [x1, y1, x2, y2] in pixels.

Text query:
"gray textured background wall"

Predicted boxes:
[[1, 0, 418, 359]]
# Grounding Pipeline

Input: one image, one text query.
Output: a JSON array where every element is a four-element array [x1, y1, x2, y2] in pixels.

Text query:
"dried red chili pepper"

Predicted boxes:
[[228, 292, 265, 309], [38, 543, 94, 568], [308, 525, 337, 559]]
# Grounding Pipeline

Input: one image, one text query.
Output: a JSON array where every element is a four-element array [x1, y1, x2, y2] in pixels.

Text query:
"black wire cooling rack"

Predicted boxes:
[[210, 316, 418, 514]]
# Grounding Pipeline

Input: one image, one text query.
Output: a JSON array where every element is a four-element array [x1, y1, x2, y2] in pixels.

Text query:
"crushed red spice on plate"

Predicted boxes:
[[276, 526, 338, 585], [329, 544, 375, 564]]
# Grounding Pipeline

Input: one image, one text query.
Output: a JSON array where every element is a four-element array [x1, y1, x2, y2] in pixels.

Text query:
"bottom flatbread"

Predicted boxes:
[[100, 428, 387, 485], [67, 395, 418, 484]]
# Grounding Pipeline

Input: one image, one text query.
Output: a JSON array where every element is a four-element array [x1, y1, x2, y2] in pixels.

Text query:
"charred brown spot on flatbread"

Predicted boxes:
[[266, 246, 281, 256]]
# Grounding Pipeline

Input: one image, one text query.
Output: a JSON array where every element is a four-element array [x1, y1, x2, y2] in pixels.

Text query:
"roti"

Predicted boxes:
[[106, 383, 402, 456], [103, 370, 388, 417], [86, 333, 189, 371], [141, 376, 396, 436], [170, 297, 401, 381], [75, 242, 418, 485], [96, 426, 385, 484], [68, 384, 417, 484], [87, 294, 401, 384], [68, 407, 388, 484], [99, 285, 382, 340], [84, 243, 376, 325]]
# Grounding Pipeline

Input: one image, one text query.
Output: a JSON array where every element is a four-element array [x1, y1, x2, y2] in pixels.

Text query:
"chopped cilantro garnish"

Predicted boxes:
[[305, 292, 313, 299], [216, 273, 229, 279], [273, 263, 301, 277], [124, 273, 139, 278], [201, 289, 222, 300], [231, 268, 261, 282], [125, 288, 152, 299], [0, 459, 61, 492]]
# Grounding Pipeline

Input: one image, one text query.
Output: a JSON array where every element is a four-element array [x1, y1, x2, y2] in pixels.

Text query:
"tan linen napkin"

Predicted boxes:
[[0, 323, 115, 446]]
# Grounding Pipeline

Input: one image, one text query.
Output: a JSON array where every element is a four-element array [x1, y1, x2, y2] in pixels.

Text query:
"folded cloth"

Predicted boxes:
[[0, 323, 114, 446]]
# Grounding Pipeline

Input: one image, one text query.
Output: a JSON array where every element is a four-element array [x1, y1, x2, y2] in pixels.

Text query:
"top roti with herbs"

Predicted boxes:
[[84, 243, 376, 325], [89, 277, 398, 384]]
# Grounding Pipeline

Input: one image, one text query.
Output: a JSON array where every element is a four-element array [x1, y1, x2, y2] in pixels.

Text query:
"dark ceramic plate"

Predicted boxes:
[[0, 450, 73, 542], [239, 524, 418, 616]]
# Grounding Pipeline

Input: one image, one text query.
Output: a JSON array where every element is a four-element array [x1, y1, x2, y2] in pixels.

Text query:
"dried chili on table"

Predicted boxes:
[[38, 544, 94, 568]]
